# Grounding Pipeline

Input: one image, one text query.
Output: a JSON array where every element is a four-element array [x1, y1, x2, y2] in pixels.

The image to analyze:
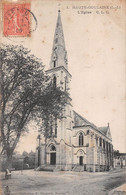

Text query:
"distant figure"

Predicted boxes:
[[5, 169, 11, 179], [4, 186, 11, 195], [121, 161, 123, 168], [25, 163, 29, 169]]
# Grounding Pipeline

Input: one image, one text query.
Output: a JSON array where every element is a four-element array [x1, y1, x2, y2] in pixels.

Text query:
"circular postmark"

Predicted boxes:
[[3, 4, 37, 37]]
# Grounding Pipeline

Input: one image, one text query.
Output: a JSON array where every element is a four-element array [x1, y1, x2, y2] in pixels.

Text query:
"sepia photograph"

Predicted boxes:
[[0, 0, 126, 194]]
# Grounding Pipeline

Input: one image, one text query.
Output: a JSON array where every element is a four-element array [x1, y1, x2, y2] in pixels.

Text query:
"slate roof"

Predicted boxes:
[[98, 126, 108, 135], [73, 111, 109, 136]]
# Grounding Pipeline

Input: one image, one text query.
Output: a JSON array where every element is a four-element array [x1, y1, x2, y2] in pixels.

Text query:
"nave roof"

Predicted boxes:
[[73, 111, 110, 137]]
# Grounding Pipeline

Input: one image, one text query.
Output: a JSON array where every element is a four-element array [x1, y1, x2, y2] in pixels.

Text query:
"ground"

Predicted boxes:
[[1, 168, 126, 195]]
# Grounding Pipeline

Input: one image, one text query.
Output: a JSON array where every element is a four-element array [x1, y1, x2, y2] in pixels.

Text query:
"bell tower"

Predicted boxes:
[[41, 11, 73, 170], [46, 10, 71, 93]]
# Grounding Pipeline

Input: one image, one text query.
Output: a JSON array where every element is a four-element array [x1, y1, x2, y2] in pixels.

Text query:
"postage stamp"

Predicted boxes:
[[3, 3, 31, 36]]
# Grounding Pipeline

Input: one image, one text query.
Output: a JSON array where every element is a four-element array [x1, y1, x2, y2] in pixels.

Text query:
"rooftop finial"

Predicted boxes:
[[58, 3, 61, 13]]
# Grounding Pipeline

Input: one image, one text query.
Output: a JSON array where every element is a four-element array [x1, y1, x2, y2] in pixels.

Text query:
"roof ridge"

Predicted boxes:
[[73, 110, 98, 128], [73, 110, 91, 124], [73, 110, 109, 136], [99, 126, 108, 129]]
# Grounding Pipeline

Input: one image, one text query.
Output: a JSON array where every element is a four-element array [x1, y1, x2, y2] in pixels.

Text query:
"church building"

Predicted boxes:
[[36, 11, 113, 172]]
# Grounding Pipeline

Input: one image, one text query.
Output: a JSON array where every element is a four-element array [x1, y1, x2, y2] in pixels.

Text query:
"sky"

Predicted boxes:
[[1, 0, 125, 153]]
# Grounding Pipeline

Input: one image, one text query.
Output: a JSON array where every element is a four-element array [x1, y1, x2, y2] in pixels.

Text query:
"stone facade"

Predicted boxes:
[[72, 112, 113, 172], [36, 11, 113, 172]]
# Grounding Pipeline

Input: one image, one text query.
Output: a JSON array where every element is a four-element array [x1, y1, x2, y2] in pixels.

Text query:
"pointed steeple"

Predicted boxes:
[[50, 10, 68, 69]]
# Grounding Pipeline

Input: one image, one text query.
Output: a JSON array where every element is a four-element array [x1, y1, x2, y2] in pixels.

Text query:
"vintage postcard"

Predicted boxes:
[[0, 0, 126, 194]]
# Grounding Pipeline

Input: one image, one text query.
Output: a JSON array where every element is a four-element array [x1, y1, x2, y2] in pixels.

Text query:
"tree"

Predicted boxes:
[[0, 44, 67, 168], [113, 150, 120, 158], [22, 151, 29, 157], [36, 83, 68, 165]]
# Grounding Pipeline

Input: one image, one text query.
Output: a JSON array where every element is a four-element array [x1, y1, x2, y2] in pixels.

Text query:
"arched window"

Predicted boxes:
[[53, 76, 56, 88], [106, 142, 108, 151], [79, 132, 84, 146], [99, 137, 102, 147], [103, 140, 105, 149], [53, 60, 56, 68], [65, 77, 68, 91], [53, 50, 57, 68], [55, 116, 57, 136]]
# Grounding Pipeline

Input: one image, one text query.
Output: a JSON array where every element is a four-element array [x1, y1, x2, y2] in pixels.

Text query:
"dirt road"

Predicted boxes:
[[1, 168, 126, 195]]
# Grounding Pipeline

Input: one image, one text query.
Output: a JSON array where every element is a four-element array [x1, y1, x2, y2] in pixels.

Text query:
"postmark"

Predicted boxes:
[[3, 3, 31, 37]]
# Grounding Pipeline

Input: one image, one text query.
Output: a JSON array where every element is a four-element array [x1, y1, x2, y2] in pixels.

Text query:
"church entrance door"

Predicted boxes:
[[50, 153, 56, 165], [79, 156, 83, 165]]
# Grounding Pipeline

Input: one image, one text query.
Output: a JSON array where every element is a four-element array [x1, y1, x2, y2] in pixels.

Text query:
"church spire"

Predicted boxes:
[[50, 11, 68, 69]]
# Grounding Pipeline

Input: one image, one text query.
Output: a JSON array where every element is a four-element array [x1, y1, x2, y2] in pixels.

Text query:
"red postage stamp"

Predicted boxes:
[[3, 3, 31, 36]]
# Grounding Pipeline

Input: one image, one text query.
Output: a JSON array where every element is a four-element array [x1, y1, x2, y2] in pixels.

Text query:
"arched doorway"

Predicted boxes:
[[79, 156, 83, 165], [77, 149, 85, 166], [50, 145, 56, 165]]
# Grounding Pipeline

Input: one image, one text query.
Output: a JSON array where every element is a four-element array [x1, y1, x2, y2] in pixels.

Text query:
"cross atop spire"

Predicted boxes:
[[50, 10, 68, 69], [58, 3, 61, 13]]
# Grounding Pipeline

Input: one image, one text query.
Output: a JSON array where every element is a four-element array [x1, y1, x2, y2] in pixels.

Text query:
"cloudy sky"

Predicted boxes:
[[1, 0, 125, 153]]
